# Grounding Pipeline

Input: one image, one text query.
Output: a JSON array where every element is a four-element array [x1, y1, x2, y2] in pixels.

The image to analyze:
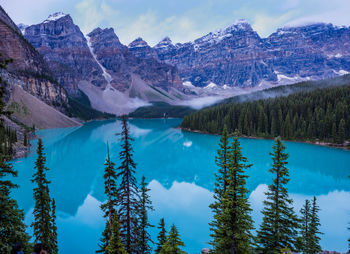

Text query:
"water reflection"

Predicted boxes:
[[9, 119, 350, 253]]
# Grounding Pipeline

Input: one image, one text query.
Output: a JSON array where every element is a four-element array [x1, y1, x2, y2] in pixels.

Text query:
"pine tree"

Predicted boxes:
[[214, 131, 254, 253], [117, 116, 139, 253], [209, 126, 231, 252], [155, 218, 167, 254], [106, 213, 127, 254], [24, 131, 28, 146], [50, 198, 58, 254], [31, 138, 55, 251], [0, 153, 30, 252], [256, 137, 299, 253], [97, 143, 119, 253], [135, 176, 154, 254], [338, 118, 346, 144], [308, 197, 322, 253], [159, 224, 187, 254], [298, 199, 311, 253]]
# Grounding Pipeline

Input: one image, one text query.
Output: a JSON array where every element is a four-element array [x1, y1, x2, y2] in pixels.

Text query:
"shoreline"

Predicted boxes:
[[180, 127, 350, 150]]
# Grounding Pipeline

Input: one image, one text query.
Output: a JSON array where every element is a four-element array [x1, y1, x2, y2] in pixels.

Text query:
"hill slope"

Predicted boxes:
[[181, 76, 350, 146]]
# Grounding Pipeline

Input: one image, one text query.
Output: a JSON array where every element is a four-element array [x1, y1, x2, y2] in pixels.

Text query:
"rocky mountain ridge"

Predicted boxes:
[[129, 20, 350, 88], [0, 7, 71, 115], [22, 13, 186, 115], [5, 7, 350, 117]]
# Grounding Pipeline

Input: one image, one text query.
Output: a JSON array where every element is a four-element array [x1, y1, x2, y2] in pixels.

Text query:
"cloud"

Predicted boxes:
[[0, 0, 63, 25], [252, 10, 298, 37], [2, 0, 350, 45], [75, 0, 119, 34], [118, 10, 203, 46], [180, 96, 224, 110]]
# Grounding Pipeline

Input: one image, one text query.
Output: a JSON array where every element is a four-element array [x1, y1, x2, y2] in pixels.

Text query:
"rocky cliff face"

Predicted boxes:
[[264, 23, 350, 80], [0, 8, 67, 108], [130, 20, 350, 88], [128, 37, 159, 60], [24, 14, 183, 101], [88, 27, 183, 92], [24, 12, 106, 96]]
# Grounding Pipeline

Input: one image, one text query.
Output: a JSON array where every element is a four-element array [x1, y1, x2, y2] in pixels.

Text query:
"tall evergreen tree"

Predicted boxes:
[[256, 137, 299, 253], [210, 131, 254, 253], [50, 198, 58, 254], [31, 138, 56, 252], [155, 218, 167, 254], [0, 153, 30, 252], [97, 143, 119, 253], [338, 118, 346, 144], [24, 131, 28, 147], [106, 213, 127, 254], [117, 116, 139, 253], [135, 176, 154, 254], [209, 126, 230, 252], [160, 224, 187, 254], [308, 197, 322, 253], [298, 199, 311, 253]]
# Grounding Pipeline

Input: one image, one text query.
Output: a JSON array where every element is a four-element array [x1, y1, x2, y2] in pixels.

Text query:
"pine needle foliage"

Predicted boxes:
[[210, 129, 254, 253], [31, 138, 57, 253], [160, 224, 187, 254], [106, 213, 128, 254], [134, 176, 154, 254], [97, 143, 119, 253], [117, 116, 139, 253], [155, 218, 167, 254], [256, 137, 299, 253]]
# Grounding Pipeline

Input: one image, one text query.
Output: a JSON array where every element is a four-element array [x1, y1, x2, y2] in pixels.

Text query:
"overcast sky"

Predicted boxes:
[[1, 0, 350, 46]]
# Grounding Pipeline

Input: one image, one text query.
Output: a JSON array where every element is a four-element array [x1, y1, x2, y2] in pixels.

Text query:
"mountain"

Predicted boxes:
[[131, 20, 350, 88], [23, 12, 106, 96], [23, 14, 186, 115], [128, 37, 159, 60], [0, 6, 80, 129]]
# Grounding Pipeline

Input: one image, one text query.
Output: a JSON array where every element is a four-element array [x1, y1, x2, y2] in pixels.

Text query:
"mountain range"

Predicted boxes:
[[1, 5, 350, 127]]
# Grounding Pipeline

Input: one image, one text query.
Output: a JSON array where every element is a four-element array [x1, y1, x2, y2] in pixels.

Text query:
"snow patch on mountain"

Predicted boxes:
[[183, 81, 195, 88], [193, 19, 251, 47], [333, 69, 350, 75], [86, 35, 113, 84], [154, 37, 173, 49], [17, 23, 28, 35], [204, 82, 217, 89], [128, 37, 149, 48], [44, 12, 67, 23]]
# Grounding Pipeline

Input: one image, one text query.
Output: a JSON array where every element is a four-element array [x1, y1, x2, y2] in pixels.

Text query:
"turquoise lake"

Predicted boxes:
[[10, 118, 350, 253]]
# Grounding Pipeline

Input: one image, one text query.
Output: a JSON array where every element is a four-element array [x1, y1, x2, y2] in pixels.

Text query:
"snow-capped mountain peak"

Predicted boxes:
[[154, 36, 173, 49], [44, 12, 68, 23], [128, 37, 149, 48], [193, 19, 253, 47]]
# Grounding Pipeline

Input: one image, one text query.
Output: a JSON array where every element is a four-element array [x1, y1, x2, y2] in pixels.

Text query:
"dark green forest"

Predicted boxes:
[[182, 85, 350, 145]]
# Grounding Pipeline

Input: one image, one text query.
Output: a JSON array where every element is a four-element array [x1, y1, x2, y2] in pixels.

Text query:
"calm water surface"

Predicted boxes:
[[10, 119, 350, 253]]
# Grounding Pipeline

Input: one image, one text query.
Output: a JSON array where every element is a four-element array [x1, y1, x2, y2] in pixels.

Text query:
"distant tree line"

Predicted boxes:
[[182, 85, 350, 144]]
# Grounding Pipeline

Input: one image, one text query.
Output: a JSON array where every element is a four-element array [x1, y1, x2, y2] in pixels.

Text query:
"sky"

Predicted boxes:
[[1, 0, 350, 46]]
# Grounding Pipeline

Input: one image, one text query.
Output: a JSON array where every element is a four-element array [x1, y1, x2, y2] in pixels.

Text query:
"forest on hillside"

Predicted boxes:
[[181, 85, 350, 145]]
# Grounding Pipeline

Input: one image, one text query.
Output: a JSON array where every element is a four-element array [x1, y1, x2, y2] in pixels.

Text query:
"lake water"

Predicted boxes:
[[10, 119, 350, 253]]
